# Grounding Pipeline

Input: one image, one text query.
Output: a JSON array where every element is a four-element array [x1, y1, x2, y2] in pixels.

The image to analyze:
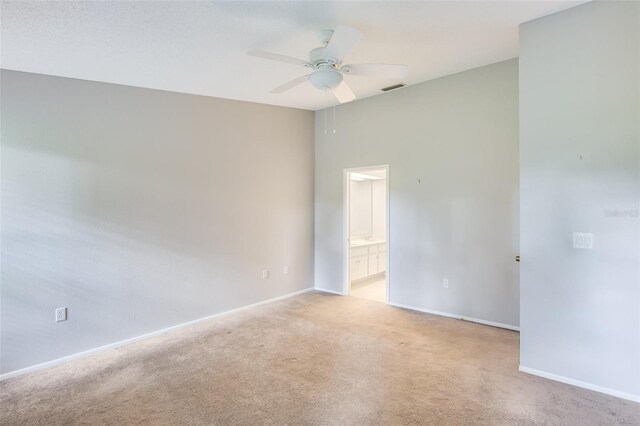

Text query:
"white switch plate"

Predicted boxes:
[[55, 307, 67, 322], [573, 232, 594, 249], [283, 266, 289, 275], [443, 279, 449, 289], [262, 269, 269, 279]]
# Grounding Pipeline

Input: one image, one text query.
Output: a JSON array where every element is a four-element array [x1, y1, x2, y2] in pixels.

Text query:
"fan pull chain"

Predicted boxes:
[[323, 88, 327, 135], [333, 103, 336, 134]]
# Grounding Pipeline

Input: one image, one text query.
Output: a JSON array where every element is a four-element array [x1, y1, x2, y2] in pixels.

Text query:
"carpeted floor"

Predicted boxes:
[[1, 291, 639, 425]]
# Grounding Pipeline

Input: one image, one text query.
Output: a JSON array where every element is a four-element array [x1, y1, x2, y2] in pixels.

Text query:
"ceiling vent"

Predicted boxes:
[[381, 83, 405, 92]]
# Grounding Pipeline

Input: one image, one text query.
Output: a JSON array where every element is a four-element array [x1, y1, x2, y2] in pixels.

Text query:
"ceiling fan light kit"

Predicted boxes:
[[247, 25, 408, 105], [309, 68, 343, 90]]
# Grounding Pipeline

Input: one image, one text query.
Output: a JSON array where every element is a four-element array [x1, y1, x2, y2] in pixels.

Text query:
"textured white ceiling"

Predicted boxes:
[[1, 1, 586, 111]]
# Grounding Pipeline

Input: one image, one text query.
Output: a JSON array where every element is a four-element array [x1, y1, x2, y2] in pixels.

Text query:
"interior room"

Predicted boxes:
[[1, 1, 639, 424], [348, 168, 387, 302]]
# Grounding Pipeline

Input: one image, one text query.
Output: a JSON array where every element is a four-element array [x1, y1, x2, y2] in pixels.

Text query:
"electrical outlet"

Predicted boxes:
[[55, 307, 67, 322], [262, 269, 269, 279], [283, 265, 289, 275], [443, 279, 449, 289]]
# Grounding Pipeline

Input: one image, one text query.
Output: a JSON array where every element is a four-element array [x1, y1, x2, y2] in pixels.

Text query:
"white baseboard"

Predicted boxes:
[[314, 287, 345, 296], [460, 315, 520, 332], [389, 302, 520, 331], [0, 287, 314, 381], [519, 366, 640, 403]]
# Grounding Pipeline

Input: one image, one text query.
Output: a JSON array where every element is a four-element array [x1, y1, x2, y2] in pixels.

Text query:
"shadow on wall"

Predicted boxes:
[[0, 71, 314, 374]]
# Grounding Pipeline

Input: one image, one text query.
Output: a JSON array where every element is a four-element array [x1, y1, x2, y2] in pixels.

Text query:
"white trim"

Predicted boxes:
[[384, 167, 390, 305], [343, 164, 390, 304], [0, 288, 314, 381], [460, 315, 520, 332], [315, 287, 345, 296], [519, 366, 640, 403], [389, 302, 520, 331], [343, 168, 351, 295], [390, 302, 460, 320]]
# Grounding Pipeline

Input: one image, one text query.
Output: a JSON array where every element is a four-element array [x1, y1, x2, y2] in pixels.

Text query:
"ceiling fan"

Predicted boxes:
[[247, 25, 408, 104]]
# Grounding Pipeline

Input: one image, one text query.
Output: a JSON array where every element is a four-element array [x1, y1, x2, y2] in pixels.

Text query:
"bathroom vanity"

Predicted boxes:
[[350, 238, 386, 281]]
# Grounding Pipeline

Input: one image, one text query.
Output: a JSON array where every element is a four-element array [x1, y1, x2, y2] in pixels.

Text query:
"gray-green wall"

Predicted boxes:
[[314, 59, 520, 329], [519, 1, 640, 399], [0, 70, 315, 374]]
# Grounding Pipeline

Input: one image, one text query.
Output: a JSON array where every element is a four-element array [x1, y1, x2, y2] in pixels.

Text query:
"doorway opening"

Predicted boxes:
[[344, 165, 389, 303]]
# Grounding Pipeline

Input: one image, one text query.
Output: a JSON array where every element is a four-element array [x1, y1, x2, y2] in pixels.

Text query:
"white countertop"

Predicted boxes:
[[350, 238, 386, 248]]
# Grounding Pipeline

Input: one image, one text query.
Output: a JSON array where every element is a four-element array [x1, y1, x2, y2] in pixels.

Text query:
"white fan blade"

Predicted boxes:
[[323, 25, 363, 62], [270, 75, 310, 94], [333, 80, 356, 103], [342, 63, 408, 79], [247, 49, 311, 67]]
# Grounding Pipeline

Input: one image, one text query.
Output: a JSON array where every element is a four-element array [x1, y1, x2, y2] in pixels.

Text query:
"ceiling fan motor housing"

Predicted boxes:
[[308, 46, 342, 90], [310, 46, 338, 65]]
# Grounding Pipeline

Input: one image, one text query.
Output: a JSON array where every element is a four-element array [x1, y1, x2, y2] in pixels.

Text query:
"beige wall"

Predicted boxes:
[[315, 59, 520, 328], [0, 70, 315, 374]]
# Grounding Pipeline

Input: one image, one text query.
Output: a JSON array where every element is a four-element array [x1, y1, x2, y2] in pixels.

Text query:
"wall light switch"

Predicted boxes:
[[443, 279, 449, 289], [283, 266, 289, 275], [573, 233, 594, 249], [262, 270, 269, 279], [55, 307, 67, 322]]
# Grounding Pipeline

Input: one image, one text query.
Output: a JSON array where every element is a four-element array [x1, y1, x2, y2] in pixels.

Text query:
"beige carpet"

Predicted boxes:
[[1, 291, 639, 425]]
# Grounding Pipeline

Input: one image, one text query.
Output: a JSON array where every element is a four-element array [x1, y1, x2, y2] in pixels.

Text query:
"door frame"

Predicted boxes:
[[343, 164, 390, 304]]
